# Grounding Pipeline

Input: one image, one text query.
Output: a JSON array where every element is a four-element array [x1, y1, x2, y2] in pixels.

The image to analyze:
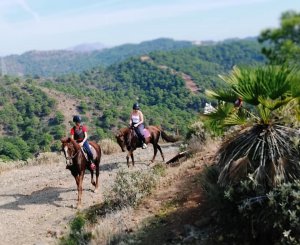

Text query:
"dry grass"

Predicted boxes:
[[0, 152, 63, 174], [99, 138, 121, 155], [91, 207, 133, 245]]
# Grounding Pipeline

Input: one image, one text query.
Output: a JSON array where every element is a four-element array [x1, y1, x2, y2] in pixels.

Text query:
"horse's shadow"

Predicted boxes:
[[0, 186, 79, 210], [99, 162, 120, 172], [99, 160, 154, 170]]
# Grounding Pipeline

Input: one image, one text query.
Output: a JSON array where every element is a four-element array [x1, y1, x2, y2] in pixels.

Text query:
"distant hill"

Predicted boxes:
[[67, 42, 107, 53], [2, 38, 194, 77]]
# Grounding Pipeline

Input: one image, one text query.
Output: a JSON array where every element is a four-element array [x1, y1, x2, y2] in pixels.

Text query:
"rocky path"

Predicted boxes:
[[0, 143, 179, 245]]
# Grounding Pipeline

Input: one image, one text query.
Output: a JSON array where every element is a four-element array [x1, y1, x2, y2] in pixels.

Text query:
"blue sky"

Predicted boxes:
[[0, 0, 299, 55]]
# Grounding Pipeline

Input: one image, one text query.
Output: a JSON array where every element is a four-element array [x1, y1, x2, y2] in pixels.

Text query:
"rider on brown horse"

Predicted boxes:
[[70, 115, 96, 170], [129, 103, 147, 149]]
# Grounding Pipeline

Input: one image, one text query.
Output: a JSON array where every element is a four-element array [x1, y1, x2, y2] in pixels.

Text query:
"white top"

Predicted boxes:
[[131, 114, 140, 124]]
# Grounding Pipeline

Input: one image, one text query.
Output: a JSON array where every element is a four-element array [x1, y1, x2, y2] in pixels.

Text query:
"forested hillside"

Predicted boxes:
[[42, 39, 265, 138], [2, 38, 193, 77], [0, 76, 65, 160], [149, 39, 265, 89], [0, 38, 265, 161]]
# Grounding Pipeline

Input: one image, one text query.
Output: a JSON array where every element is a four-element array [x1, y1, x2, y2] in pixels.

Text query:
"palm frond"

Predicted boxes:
[[223, 108, 249, 126], [205, 88, 237, 103], [202, 103, 234, 135], [258, 96, 293, 111], [256, 105, 271, 124]]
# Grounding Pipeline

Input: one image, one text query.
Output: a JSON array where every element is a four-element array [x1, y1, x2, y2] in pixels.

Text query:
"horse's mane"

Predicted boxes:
[[61, 137, 81, 151]]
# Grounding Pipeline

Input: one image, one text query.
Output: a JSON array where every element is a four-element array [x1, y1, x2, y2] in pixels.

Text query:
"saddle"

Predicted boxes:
[[130, 128, 150, 147], [81, 144, 96, 162]]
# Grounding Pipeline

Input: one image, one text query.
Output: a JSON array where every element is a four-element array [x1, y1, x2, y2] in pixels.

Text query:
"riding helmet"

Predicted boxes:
[[73, 115, 81, 123], [132, 103, 140, 110]]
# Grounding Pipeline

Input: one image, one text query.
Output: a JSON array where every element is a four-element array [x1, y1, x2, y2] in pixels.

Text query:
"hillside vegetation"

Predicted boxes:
[[0, 76, 64, 160], [0, 38, 264, 161]]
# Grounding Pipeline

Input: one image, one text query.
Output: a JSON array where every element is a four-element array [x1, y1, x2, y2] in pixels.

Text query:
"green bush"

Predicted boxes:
[[200, 167, 300, 244], [105, 169, 158, 208], [60, 215, 92, 245]]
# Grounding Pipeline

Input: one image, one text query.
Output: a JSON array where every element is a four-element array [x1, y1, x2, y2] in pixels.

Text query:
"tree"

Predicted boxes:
[[258, 11, 300, 65], [205, 65, 300, 189]]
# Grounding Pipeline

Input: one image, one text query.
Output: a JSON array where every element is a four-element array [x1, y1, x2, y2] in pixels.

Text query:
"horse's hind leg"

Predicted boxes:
[[91, 165, 100, 192], [151, 144, 159, 162], [157, 144, 165, 162]]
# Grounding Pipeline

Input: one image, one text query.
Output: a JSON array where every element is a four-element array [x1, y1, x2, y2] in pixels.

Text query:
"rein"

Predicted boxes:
[[127, 127, 136, 146]]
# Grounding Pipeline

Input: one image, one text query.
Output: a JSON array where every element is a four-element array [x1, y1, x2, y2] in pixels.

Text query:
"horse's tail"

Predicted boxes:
[[160, 130, 179, 143]]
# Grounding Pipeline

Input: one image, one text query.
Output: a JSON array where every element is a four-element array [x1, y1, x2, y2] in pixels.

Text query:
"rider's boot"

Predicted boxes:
[[142, 140, 147, 149], [90, 162, 96, 171], [88, 156, 96, 171]]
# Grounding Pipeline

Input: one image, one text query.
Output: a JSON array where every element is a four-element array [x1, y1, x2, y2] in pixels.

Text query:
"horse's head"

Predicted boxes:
[[61, 137, 79, 166], [115, 131, 126, 152]]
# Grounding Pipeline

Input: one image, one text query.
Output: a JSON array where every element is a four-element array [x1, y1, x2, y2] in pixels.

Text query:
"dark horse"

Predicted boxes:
[[115, 125, 178, 167], [61, 137, 101, 209]]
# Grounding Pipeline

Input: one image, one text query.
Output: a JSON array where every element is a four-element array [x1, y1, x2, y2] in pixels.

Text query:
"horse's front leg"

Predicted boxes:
[[77, 172, 84, 209], [74, 175, 80, 191], [126, 151, 134, 167], [131, 151, 135, 166], [126, 154, 130, 167]]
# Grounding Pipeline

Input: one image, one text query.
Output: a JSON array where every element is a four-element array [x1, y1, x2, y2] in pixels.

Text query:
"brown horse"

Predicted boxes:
[[61, 137, 101, 209], [115, 125, 178, 167]]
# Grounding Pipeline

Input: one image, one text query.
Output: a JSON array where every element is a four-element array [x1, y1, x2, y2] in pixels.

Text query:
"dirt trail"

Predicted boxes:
[[39, 87, 80, 133], [0, 144, 179, 245], [140, 56, 199, 94]]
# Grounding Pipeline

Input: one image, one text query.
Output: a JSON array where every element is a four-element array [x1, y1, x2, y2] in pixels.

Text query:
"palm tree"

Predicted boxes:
[[205, 65, 300, 189]]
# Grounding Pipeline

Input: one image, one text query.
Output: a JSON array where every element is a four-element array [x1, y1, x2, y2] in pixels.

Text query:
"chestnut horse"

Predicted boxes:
[[115, 125, 178, 167], [61, 137, 101, 209]]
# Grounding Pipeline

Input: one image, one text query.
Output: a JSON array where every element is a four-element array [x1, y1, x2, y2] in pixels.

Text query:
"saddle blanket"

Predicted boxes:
[[143, 128, 151, 138]]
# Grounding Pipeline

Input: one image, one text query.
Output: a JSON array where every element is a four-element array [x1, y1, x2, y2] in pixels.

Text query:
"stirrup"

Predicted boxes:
[[142, 143, 147, 149]]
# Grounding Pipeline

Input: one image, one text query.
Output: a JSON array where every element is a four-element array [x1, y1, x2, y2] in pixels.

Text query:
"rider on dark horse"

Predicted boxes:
[[129, 103, 147, 149], [70, 115, 96, 170]]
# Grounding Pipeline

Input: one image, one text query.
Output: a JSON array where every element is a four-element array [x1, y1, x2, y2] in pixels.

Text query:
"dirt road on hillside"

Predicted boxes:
[[0, 143, 179, 245]]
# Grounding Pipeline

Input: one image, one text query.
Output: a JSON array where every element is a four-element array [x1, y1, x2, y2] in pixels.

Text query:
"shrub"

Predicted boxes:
[[104, 168, 158, 208], [199, 167, 300, 244], [98, 138, 120, 155], [186, 120, 206, 142], [60, 215, 92, 245]]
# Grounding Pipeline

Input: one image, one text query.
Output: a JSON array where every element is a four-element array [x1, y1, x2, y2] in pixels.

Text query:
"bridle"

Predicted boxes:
[[63, 142, 81, 165]]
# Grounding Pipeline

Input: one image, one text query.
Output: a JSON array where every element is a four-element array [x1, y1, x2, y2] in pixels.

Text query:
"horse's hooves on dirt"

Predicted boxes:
[[93, 188, 98, 193]]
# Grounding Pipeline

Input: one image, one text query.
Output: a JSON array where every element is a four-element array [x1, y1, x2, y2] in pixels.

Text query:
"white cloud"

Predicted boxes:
[[17, 0, 40, 22], [1, 0, 271, 37]]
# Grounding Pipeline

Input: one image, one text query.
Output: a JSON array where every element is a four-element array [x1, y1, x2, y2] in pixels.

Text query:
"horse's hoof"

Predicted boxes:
[[94, 188, 98, 193]]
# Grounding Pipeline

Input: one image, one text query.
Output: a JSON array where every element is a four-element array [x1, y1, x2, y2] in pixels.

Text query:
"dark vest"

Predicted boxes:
[[73, 125, 85, 142]]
